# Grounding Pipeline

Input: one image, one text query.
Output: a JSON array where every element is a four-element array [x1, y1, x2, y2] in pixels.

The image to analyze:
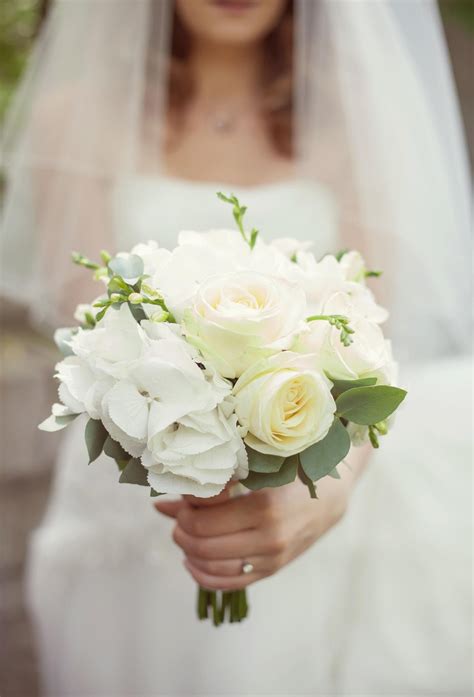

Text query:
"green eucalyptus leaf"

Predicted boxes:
[[242, 455, 298, 491], [150, 489, 165, 497], [103, 436, 130, 462], [128, 302, 147, 323], [328, 466, 341, 479], [300, 418, 351, 481], [247, 448, 285, 473], [108, 254, 144, 280], [115, 458, 130, 472], [330, 376, 377, 397], [119, 458, 149, 486], [85, 418, 108, 463], [336, 385, 407, 425]]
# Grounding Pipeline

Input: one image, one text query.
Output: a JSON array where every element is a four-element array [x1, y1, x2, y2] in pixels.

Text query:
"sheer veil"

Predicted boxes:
[[1, 0, 471, 364], [2, 6, 471, 692]]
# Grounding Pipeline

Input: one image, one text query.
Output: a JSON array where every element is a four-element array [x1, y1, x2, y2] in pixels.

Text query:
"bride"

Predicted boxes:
[[1, 0, 471, 695]]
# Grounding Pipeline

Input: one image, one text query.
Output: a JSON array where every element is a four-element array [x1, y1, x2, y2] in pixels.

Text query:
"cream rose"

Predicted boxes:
[[233, 352, 336, 457], [298, 291, 396, 384], [183, 271, 307, 379]]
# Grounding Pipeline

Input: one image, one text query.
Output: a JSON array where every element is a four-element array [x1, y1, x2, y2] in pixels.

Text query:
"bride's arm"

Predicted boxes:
[[155, 444, 371, 590]]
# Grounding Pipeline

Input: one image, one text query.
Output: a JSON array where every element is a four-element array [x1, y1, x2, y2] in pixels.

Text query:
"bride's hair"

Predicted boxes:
[[163, 0, 294, 157]]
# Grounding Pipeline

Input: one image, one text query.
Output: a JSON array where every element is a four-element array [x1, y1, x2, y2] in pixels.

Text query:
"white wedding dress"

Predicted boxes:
[[27, 178, 472, 696]]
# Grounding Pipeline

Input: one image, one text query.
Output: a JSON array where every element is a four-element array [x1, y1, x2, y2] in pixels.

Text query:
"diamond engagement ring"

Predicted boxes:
[[242, 562, 254, 575]]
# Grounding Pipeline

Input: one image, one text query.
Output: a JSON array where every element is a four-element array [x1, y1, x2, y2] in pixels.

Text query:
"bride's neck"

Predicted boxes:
[[189, 41, 263, 103]]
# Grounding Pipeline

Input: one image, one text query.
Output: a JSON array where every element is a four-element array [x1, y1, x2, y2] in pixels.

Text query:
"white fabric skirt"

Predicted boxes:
[[27, 356, 472, 696]]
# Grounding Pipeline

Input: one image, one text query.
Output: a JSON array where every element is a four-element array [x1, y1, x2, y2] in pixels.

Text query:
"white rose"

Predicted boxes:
[[153, 230, 251, 319], [299, 291, 396, 384], [234, 352, 336, 457], [183, 271, 307, 379], [142, 402, 247, 498]]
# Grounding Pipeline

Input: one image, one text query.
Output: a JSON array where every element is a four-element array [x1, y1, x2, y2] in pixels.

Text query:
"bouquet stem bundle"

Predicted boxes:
[[198, 587, 248, 625]]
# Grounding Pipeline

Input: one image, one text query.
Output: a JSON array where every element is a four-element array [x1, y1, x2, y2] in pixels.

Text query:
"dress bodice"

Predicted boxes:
[[112, 176, 339, 255]]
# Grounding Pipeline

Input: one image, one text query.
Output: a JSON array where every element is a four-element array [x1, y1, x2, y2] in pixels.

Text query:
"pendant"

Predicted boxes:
[[212, 112, 236, 134]]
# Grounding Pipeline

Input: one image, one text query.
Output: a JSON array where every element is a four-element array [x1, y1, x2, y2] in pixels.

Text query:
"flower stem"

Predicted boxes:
[[306, 314, 354, 347], [217, 192, 259, 250], [196, 585, 249, 626]]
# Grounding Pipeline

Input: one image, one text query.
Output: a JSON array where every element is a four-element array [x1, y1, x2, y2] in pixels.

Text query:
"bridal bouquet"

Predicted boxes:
[[40, 193, 406, 625]]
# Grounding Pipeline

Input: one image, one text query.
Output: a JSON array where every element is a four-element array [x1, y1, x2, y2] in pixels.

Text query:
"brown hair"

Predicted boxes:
[[167, 1, 294, 157]]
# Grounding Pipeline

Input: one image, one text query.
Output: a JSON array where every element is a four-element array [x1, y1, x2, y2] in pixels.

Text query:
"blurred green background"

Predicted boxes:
[[0, 0, 49, 122]]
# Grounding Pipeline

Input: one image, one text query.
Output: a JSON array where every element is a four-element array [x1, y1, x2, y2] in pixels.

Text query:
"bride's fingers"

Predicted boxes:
[[183, 558, 264, 591], [184, 555, 269, 578], [184, 484, 232, 508], [173, 524, 271, 560], [154, 498, 186, 518], [176, 494, 261, 537]]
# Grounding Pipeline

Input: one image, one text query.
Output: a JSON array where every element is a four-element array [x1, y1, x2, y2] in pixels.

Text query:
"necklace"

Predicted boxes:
[[211, 109, 237, 134], [207, 99, 256, 135]]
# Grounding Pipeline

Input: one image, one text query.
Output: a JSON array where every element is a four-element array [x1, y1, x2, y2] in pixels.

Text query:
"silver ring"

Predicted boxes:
[[242, 562, 254, 575]]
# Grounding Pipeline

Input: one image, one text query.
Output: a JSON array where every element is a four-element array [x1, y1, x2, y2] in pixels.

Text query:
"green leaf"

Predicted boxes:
[[108, 254, 144, 280], [103, 436, 129, 462], [119, 458, 149, 486], [95, 307, 108, 322], [329, 376, 377, 396], [299, 418, 351, 481], [249, 228, 259, 249], [128, 302, 147, 323], [150, 489, 165, 497], [247, 448, 285, 473], [85, 418, 108, 463], [336, 385, 407, 425], [242, 455, 298, 491], [107, 276, 132, 296], [328, 467, 341, 479]]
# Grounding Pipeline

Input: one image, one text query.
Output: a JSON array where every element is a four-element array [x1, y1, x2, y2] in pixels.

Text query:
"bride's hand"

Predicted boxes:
[[154, 473, 354, 591]]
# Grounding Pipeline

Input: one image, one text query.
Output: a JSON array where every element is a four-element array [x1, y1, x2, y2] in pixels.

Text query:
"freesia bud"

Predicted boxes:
[[150, 309, 169, 323]]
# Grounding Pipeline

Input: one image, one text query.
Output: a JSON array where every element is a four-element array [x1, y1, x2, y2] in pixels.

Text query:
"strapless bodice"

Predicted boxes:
[[112, 176, 339, 254]]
